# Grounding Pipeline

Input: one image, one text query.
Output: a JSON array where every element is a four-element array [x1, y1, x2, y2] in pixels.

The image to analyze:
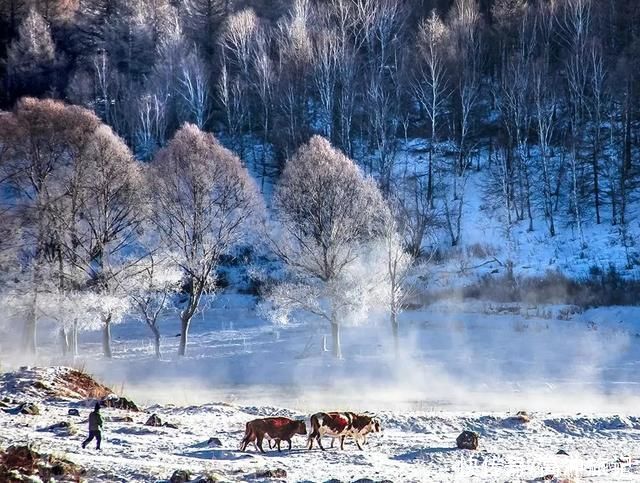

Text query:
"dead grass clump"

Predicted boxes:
[[0, 445, 85, 482], [56, 369, 113, 400]]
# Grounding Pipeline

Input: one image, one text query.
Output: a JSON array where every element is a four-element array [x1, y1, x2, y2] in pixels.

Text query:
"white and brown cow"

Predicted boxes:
[[307, 411, 381, 450]]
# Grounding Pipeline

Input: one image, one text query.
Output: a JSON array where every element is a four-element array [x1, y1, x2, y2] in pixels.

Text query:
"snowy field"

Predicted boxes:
[[2, 296, 640, 481]]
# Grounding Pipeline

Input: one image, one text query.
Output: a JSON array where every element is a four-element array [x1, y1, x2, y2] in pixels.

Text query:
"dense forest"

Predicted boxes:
[[2, 0, 639, 231], [0, 0, 639, 359]]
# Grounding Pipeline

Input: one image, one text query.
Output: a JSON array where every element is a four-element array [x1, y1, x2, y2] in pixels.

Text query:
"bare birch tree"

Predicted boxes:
[[178, 46, 210, 129], [413, 10, 450, 207]]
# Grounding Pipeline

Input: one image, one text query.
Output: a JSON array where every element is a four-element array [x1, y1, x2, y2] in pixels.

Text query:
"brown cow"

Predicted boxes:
[[308, 412, 381, 450], [240, 417, 307, 453]]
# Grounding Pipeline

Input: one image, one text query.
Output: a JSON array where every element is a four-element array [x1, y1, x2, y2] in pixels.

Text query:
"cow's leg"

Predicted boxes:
[[317, 435, 325, 451], [308, 430, 318, 450], [340, 435, 346, 450], [257, 435, 265, 453], [287, 439, 292, 451], [355, 435, 363, 451], [330, 438, 335, 449], [277, 439, 282, 452]]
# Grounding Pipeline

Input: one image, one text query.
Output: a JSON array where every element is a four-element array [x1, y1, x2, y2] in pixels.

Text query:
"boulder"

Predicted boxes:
[[250, 468, 287, 479], [68, 409, 80, 416], [163, 422, 179, 429], [101, 396, 139, 412], [20, 403, 40, 416], [145, 414, 162, 427], [556, 449, 569, 456], [170, 469, 192, 483], [514, 410, 530, 423], [456, 431, 479, 450]]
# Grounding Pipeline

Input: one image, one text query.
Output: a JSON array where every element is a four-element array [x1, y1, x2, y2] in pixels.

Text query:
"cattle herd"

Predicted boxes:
[[240, 412, 382, 453]]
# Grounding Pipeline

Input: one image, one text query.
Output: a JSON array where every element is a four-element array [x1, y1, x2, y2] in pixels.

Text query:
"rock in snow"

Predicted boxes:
[[170, 469, 192, 483], [456, 430, 479, 450], [145, 413, 162, 427]]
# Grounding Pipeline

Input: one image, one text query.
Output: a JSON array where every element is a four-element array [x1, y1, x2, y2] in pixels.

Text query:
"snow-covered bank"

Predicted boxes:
[[2, 300, 640, 481], [1, 367, 640, 482]]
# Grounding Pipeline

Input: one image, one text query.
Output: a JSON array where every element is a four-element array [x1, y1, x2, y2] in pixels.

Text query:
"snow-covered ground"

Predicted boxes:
[[2, 296, 640, 481], [2, 383, 640, 482]]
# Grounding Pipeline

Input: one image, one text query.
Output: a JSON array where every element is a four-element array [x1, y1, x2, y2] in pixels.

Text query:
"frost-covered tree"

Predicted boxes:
[[0, 98, 98, 354], [380, 217, 413, 357], [1, 98, 141, 358], [269, 136, 388, 359], [120, 252, 180, 359], [75, 124, 143, 358], [151, 124, 261, 356]]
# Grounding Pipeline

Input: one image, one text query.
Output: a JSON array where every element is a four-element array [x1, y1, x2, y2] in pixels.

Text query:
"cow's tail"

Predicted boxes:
[[240, 422, 252, 451]]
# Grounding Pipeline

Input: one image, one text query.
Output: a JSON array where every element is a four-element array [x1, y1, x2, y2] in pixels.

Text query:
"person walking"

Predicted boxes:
[[82, 402, 103, 450]]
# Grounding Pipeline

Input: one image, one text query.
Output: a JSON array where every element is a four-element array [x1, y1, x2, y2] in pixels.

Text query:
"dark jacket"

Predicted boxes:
[[89, 410, 103, 431]]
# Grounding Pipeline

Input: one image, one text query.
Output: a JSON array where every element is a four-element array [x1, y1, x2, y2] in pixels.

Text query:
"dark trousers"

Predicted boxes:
[[82, 430, 102, 449]]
